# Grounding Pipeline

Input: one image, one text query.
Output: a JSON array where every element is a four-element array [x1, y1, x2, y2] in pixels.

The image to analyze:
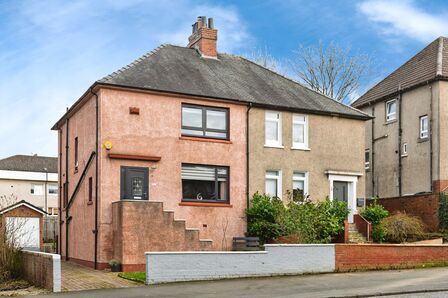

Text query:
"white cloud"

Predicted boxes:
[[358, 0, 448, 43], [0, 1, 252, 158]]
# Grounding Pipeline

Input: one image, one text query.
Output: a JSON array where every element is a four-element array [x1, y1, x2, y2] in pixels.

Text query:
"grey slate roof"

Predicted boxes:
[[0, 155, 57, 173], [352, 37, 448, 108], [98, 44, 369, 120]]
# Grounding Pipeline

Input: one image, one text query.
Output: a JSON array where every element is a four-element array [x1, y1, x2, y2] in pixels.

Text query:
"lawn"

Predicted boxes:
[[118, 272, 146, 283]]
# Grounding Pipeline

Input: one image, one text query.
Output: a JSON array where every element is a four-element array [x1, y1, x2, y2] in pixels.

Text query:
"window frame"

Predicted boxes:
[[292, 114, 309, 150], [181, 104, 230, 140], [181, 163, 230, 204], [74, 137, 79, 170], [292, 171, 308, 196], [365, 149, 370, 169], [265, 111, 282, 147], [265, 170, 282, 199], [48, 184, 58, 195], [419, 115, 429, 139], [88, 177, 93, 203], [30, 183, 44, 195], [402, 143, 408, 156], [385, 99, 397, 122]]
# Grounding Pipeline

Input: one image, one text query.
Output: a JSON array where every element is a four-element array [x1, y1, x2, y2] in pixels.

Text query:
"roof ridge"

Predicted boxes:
[[99, 44, 168, 82], [232, 54, 369, 116], [352, 36, 442, 107]]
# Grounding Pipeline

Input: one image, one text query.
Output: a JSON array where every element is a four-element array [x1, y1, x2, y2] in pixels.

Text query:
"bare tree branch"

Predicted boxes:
[[291, 42, 373, 103]]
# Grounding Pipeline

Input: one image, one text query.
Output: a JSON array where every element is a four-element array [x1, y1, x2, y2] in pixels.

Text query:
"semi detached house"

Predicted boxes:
[[52, 16, 370, 271]]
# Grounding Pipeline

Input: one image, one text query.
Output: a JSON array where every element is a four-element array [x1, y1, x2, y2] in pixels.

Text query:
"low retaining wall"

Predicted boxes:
[[335, 244, 448, 271], [368, 194, 439, 231], [22, 250, 61, 292], [145, 244, 335, 284], [145, 244, 448, 284]]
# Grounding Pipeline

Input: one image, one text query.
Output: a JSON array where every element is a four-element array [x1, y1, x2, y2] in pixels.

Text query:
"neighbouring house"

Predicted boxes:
[[52, 16, 369, 271], [0, 155, 58, 216], [0, 200, 47, 251], [352, 37, 448, 230]]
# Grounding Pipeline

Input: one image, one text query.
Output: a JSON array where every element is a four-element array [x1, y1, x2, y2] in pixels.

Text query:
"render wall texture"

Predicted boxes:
[[145, 244, 335, 284], [361, 82, 438, 198], [22, 250, 61, 292], [0, 179, 58, 211], [248, 107, 365, 201]]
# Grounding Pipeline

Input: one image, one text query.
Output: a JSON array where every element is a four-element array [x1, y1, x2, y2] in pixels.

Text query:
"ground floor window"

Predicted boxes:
[[181, 164, 229, 203], [265, 170, 281, 199], [292, 171, 308, 199]]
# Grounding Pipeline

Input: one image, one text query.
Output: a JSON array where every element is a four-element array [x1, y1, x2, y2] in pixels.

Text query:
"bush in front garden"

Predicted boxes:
[[380, 212, 425, 243], [246, 193, 348, 244], [361, 200, 389, 242]]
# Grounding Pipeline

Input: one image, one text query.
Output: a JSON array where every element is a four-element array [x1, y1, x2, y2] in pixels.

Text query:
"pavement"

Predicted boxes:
[[60, 261, 139, 291], [29, 267, 448, 298]]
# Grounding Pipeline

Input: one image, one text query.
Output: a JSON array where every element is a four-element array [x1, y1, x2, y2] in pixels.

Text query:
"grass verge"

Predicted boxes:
[[118, 272, 146, 283]]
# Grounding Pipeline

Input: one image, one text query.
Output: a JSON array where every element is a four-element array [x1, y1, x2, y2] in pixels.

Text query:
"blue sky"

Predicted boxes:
[[0, 0, 447, 159]]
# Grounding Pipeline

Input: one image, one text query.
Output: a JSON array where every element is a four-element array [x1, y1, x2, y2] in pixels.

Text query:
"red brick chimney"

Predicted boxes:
[[188, 16, 217, 58]]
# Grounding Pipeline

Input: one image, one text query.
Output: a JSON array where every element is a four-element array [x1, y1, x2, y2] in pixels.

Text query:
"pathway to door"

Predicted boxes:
[[61, 261, 140, 291]]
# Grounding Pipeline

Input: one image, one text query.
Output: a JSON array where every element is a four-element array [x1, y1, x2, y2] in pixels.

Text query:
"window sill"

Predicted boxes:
[[264, 144, 284, 149], [87, 201, 93, 205], [401, 154, 408, 158], [417, 137, 429, 143], [291, 146, 310, 151], [384, 119, 397, 125], [179, 136, 232, 144], [179, 201, 232, 208]]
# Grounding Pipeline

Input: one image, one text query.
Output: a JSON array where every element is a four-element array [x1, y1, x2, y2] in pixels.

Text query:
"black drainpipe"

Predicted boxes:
[[65, 118, 70, 260], [245, 103, 252, 234], [429, 84, 434, 192], [371, 104, 375, 197], [58, 129, 63, 254], [89, 88, 99, 269], [397, 87, 403, 197]]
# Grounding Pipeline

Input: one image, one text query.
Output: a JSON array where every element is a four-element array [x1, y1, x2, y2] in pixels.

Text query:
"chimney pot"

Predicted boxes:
[[208, 18, 214, 29]]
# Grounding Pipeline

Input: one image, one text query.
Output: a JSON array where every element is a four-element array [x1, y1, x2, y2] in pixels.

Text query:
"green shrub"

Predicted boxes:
[[246, 193, 348, 244], [246, 193, 285, 243], [361, 200, 389, 242], [380, 212, 425, 243], [439, 192, 448, 230]]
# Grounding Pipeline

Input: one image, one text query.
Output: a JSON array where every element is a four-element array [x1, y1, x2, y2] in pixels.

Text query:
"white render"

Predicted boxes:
[[145, 244, 335, 284]]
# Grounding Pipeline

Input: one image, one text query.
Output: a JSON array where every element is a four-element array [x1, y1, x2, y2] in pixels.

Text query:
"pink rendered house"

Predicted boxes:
[[53, 16, 368, 271]]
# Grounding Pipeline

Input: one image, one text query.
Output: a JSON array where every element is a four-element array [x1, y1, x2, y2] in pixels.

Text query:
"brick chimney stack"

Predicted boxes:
[[188, 16, 217, 58]]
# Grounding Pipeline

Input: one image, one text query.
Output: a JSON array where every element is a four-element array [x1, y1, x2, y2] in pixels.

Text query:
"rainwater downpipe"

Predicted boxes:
[[246, 102, 252, 234], [65, 118, 69, 260], [89, 87, 99, 269]]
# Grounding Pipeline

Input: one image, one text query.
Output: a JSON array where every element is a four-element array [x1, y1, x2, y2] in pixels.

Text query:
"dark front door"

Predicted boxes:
[[333, 181, 348, 203], [120, 166, 148, 200]]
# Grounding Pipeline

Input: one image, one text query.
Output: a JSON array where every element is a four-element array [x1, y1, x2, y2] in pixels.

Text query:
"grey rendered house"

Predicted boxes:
[[352, 36, 448, 199]]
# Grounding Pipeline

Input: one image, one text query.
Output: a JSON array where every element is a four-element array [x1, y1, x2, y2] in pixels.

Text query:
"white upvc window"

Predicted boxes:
[[365, 149, 370, 169], [292, 171, 308, 197], [402, 143, 408, 156], [48, 184, 58, 195], [265, 170, 282, 199], [30, 184, 44, 195], [292, 114, 309, 149], [386, 99, 397, 122], [420, 115, 429, 139], [265, 111, 282, 147]]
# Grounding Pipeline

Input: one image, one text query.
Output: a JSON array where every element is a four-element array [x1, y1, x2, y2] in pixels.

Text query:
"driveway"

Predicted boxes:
[[61, 261, 139, 292], [32, 267, 448, 297]]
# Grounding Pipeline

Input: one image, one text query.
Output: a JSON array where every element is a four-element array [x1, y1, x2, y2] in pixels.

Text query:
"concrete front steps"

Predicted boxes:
[[112, 200, 213, 270], [348, 223, 368, 243]]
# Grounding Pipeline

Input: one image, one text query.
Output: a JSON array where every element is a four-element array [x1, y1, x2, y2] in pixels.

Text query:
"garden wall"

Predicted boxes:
[[145, 244, 448, 284], [368, 194, 439, 231], [145, 244, 335, 284], [335, 244, 448, 271], [22, 250, 61, 292]]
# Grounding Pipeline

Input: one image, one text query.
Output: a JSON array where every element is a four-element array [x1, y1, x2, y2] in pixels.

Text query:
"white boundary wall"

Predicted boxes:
[[145, 244, 335, 284], [23, 250, 61, 292]]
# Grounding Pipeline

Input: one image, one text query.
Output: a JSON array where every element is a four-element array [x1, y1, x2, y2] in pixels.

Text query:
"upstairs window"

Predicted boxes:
[[292, 114, 308, 149], [365, 149, 370, 169], [181, 104, 229, 140], [74, 137, 79, 170], [48, 184, 58, 195], [265, 170, 281, 199], [30, 184, 44, 195], [88, 177, 93, 203], [265, 111, 282, 147], [386, 99, 397, 122], [420, 115, 429, 139], [181, 164, 229, 203]]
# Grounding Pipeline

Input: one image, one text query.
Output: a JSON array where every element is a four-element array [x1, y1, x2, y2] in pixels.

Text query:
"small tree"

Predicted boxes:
[[291, 42, 373, 103]]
